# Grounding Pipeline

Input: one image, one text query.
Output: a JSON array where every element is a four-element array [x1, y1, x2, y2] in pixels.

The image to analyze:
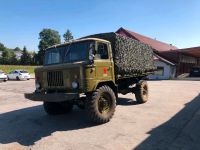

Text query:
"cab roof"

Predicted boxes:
[[48, 38, 110, 49]]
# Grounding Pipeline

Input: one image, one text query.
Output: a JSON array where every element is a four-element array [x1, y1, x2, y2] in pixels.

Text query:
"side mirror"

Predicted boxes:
[[89, 54, 95, 64]]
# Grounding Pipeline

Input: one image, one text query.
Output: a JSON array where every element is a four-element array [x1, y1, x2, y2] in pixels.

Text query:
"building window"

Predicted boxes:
[[155, 66, 164, 76]]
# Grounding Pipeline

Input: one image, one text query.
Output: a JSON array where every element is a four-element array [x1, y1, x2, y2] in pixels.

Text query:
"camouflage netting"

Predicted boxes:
[[84, 32, 155, 76]]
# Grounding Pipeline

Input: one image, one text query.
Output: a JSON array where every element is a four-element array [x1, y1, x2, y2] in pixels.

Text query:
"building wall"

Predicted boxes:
[[148, 60, 176, 80], [14, 51, 22, 59], [176, 53, 198, 76], [158, 51, 199, 76]]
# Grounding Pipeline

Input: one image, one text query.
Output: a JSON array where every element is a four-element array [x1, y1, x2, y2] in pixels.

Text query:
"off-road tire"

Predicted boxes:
[[86, 85, 116, 124], [43, 101, 73, 115], [135, 80, 149, 104]]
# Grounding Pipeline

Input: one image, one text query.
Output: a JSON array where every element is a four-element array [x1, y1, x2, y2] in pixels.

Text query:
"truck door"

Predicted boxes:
[[94, 42, 114, 81]]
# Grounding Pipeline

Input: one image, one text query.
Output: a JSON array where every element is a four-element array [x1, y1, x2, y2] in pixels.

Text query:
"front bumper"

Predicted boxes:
[[24, 92, 79, 102], [20, 75, 31, 79], [0, 77, 7, 81]]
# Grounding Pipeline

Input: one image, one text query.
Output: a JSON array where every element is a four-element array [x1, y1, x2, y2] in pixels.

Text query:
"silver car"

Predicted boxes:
[[7, 70, 31, 80], [0, 70, 8, 82]]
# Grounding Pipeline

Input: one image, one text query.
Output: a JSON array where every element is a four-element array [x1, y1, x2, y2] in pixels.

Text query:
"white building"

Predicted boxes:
[[14, 51, 22, 59], [148, 54, 176, 80]]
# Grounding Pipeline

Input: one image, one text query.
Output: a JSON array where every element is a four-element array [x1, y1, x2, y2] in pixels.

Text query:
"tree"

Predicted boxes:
[[31, 51, 38, 65], [0, 42, 6, 51], [13, 47, 21, 51], [38, 28, 61, 64], [10, 51, 18, 65], [1, 49, 11, 64], [0, 43, 5, 63], [63, 29, 73, 42], [20, 46, 31, 65]]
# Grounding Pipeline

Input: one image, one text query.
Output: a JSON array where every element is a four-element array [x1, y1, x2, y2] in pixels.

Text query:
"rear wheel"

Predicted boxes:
[[135, 80, 149, 103], [43, 101, 73, 115], [16, 76, 20, 80], [86, 85, 116, 124]]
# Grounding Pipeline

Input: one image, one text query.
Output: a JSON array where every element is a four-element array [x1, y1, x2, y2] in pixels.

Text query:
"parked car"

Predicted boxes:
[[190, 66, 200, 77], [0, 70, 8, 82], [7, 70, 31, 80]]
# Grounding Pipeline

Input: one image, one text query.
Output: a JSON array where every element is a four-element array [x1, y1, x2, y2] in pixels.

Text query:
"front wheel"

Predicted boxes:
[[43, 101, 73, 115], [135, 80, 149, 104], [86, 85, 116, 124]]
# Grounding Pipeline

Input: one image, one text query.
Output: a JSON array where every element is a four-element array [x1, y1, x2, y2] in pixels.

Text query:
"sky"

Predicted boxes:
[[0, 0, 200, 51]]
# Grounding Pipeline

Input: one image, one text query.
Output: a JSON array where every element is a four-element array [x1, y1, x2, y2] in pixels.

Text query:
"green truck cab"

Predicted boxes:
[[25, 37, 152, 124]]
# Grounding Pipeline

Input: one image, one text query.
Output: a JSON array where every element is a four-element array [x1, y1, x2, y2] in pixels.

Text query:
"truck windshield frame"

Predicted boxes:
[[44, 40, 94, 65]]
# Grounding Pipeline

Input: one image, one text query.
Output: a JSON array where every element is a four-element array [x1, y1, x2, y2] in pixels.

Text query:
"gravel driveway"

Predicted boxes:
[[0, 80, 200, 150]]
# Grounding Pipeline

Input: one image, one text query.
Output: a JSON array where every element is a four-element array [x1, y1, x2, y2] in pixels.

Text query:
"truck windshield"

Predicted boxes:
[[44, 40, 94, 65], [45, 48, 61, 65]]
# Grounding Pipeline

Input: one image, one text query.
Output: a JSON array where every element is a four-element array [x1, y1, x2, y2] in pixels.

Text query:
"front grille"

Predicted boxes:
[[47, 71, 64, 87]]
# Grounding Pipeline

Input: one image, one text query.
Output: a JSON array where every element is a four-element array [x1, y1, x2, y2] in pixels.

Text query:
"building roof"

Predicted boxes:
[[157, 50, 179, 64], [177, 46, 200, 58], [157, 46, 200, 64], [154, 53, 175, 66], [116, 27, 178, 51]]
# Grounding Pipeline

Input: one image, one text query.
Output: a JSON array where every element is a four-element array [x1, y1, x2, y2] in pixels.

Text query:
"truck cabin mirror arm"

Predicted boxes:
[[89, 46, 95, 64], [89, 49, 95, 64]]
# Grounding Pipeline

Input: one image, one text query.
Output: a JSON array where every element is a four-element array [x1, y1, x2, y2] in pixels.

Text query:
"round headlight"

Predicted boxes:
[[72, 81, 78, 89], [35, 82, 41, 90]]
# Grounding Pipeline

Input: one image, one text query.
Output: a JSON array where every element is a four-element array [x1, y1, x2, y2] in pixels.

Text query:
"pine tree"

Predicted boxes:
[[21, 46, 31, 65], [63, 29, 74, 42]]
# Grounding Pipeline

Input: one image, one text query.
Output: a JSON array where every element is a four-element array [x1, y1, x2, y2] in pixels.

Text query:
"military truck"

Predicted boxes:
[[25, 32, 154, 124]]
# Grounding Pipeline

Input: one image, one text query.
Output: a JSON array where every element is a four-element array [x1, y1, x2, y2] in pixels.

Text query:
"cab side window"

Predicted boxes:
[[96, 43, 108, 59]]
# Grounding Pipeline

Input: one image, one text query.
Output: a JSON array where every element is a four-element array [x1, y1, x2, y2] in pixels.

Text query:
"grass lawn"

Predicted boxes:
[[0, 65, 39, 74]]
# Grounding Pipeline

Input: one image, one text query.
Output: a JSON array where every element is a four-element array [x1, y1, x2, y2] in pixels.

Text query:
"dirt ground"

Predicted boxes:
[[0, 80, 200, 150]]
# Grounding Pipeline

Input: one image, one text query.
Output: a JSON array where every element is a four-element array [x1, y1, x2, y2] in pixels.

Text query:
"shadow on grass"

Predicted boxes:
[[134, 94, 200, 150], [0, 105, 95, 146]]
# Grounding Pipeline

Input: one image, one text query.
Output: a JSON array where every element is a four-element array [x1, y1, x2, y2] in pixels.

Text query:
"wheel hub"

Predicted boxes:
[[98, 95, 110, 113], [142, 85, 148, 98]]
